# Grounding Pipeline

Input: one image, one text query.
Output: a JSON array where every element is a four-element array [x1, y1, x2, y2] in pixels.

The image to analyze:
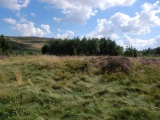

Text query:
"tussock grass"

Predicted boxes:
[[0, 56, 160, 119]]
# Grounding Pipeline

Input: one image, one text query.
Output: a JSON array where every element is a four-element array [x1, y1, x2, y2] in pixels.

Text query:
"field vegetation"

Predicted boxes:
[[0, 55, 160, 120], [0, 35, 160, 119]]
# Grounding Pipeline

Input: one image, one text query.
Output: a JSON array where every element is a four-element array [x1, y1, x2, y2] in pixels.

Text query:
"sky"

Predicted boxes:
[[0, 0, 160, 50]]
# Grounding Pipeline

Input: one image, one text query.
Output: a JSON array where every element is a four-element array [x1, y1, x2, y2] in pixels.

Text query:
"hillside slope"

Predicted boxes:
[[0, 56, 160, 120], [8, 36, 49, 53]]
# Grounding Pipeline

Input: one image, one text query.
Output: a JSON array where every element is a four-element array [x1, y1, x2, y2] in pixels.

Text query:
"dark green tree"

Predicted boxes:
[[42, 44, 50, 54], [99, 38, 108, 55], [133, 48, 138, 57], [115, 46, 124, 56], [155, 47, 160, 54], [81, 37, 88, 54], [87, 38, 99, 55], [108, 39, 116, 55], [42, 37, 125, 56], [0, 35, 11, 54], [124, 46, 137, 57], [73, 37, 81, 55]]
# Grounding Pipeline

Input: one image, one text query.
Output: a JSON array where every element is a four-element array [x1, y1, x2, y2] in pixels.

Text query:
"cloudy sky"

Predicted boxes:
[[0, 0, 160, 50]]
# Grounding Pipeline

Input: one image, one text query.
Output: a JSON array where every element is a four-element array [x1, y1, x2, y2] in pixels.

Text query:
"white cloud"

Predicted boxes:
[[56, 30, 74, 39], [16, 12, 27, 18], [30, 13, 36, 17], [111, 1, 160, 35], [57, 28, 63, 32], [20, 18, 27, 23], [85, 19, 119, 39], [3, 18, 51, 37], [3, 18, 16, 24], [86, 1, 160, 38], [40, 0, 136, 24], [117, 35, 158, 50], [154, 36, 160, 45], [15, 22, 44, 37], [140, 1, 160, 26], [110, 12, 151, 35], [41, 24, 51, 34], [92, 0, 136, 9], [0, 0, 30, 10]]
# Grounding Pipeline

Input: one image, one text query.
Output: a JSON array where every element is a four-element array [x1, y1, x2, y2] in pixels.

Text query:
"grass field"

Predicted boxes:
[[0, 55, 160, 120]]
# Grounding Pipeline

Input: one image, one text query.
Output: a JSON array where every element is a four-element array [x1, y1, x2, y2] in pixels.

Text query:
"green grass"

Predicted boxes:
[[0, 56, 160, 120]]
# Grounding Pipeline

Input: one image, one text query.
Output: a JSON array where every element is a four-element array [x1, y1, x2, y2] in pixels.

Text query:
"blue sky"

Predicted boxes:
[[0, 0, 160, 50]]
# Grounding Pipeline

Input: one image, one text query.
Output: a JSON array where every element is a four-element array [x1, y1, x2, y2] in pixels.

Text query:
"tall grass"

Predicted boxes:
[[0, 56, 160, 119]]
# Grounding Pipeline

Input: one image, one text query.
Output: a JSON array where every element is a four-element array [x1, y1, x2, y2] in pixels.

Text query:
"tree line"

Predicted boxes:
[[142, 47, 160, 56], [0, 34, 139, 57], [42, 37, 137, 57]]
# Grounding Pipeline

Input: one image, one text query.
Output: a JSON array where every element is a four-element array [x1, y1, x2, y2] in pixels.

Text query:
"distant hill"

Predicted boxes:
[[6, 36, 52, 54], [9, 36, 51, 41]]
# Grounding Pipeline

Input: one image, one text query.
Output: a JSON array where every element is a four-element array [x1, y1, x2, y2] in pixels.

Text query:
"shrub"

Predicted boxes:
[[42, 45, 50, 54], [102, 57, 131, 73]]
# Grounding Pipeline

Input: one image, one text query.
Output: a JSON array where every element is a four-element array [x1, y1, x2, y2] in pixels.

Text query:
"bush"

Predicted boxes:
[[42, 44, 50, 54], [102, 57, 131, 73]]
